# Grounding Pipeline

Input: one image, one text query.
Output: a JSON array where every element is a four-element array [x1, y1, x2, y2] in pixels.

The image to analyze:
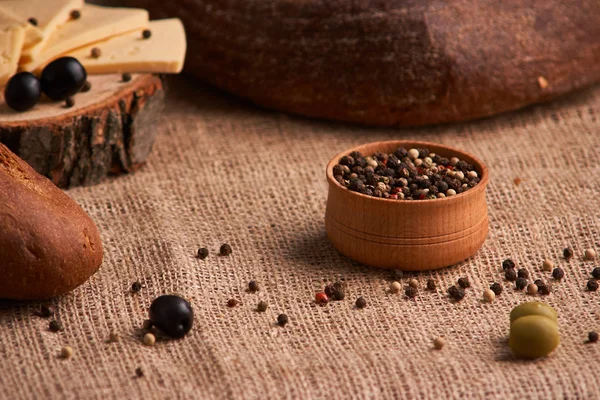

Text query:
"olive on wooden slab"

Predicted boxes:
[[510, 302, 558, 325], [509, 315, 560, 359]]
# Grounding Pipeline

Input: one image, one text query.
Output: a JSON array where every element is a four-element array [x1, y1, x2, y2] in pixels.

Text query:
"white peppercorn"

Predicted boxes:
[[542, 259, 554, 272], [408, 149, 419, 160], [483, 288, 495, 302], [585, 249, 597, 260], [143, 333, 156, 346], [446, 189, 457, 196], [414, 158, 423, 166], [60, 346, 73, 359], [408, 278, 419, 289], [433, 337, 445, 350], [527, 283, 539, 295], [455, 171, 465, 180], [450, 157, 459, 166], [467, 170, 478, 178], [390, 281, 402, 293]]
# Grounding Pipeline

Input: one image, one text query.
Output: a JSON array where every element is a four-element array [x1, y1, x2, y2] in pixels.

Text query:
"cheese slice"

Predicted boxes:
[[0, 0, 84, 61], [0, 25, 24, 85], [21, 4, 148, 72], [0, 6, 43, 49], [64, 19, 186, 75]]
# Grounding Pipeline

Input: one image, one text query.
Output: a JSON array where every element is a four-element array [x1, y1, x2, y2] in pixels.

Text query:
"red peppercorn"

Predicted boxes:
[[315, 292, 329, 305], [419, 193, 426, 200], [389, 194, 398, 199]]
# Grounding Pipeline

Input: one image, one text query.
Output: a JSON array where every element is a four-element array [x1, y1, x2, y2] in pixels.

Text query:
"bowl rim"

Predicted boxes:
[[326, 140, 489, 204]]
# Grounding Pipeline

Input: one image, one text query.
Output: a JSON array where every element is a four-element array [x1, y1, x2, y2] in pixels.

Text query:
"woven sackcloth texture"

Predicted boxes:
[[1, 77, 600, 399]]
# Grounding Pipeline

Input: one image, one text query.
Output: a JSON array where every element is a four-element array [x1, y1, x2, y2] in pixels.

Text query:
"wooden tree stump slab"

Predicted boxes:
[[0, 73, 165, 188]]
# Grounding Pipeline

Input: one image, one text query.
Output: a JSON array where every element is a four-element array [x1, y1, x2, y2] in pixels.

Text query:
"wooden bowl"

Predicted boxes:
[[325, 140, 489, 270]]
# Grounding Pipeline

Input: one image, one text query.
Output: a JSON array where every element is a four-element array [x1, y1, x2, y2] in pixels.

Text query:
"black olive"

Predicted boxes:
[[149, 295, 193, 338], [4, 72, 41, 112], [40, 57, 87, 100]]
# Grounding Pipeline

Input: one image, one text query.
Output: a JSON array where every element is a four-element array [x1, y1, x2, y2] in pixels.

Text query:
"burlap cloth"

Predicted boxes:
[[2, 77, 600, 399]]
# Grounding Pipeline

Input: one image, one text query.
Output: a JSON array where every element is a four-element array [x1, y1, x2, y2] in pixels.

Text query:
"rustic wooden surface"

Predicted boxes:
[[325, 141, 489, 270], [0, 73, 165, 188], [115, 0, 600, 126]]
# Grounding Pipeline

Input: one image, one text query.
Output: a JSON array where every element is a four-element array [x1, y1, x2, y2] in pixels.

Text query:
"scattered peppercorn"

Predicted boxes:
[[527, 284, 539, 295], [135, 367, 144, 378], [517, 269, 529, 279], [354, 296, 367, 309], [539, 284, 551, 295], [227, 299, 238, 307], [405, 287, 418, 298], [490, 282, 503, 296], [49, 320, 63, 332], [108, 332, 120, 343], [552, 268, 565, 281], [39, 304, 54, 318], [483, 288, 495, 303], [426, 279, 436, 291], [433, 337, 445, 350], [121, 72, 132, 82], [277, 314, 288, 326], [143, 333, 156, 346], [197, 247, 209, 259], [65, 96, 75, 108], [28, 17, 38, 26], [257, 301, 268, 312], [70, 9, 81, 19], [593, 268, 600, 280], [131, 281, 142, 292], [408, 278, 419, 289], [505, 269, 517, 282], [515, 277, 528, 291], [589, 331, 599, 343], [80, 80, 91, 93], [542, 259, 554, 271], [91, 47, 101, 58], [324, 281, 345, 300], [534, 279, 544, 287], [563, 248, 574, 259], [502, 259, 516, 270], [390, 281, 402, 294], [587, 280, 599, 292], [142, 29, 152, 39], [220, 243, 232, 256], [315, 292, 329, 305], [60, 346, 73, 359], [457, 277, 470, 289], [585, 249, 597, 260], [448, 286, 465, 301], [248, 280, 259, 292], [142, 319, 153, 330], [392, 269, 404, 280]]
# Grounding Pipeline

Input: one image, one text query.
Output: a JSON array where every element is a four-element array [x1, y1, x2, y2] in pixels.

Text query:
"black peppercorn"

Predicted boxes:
[[135, 367, 144, 378], [515, 277, 527, 290], [405, 287, 418, 298], [539, 284, 551, 295], [589, 331, 599, 343], [333, 165, 345, 177], [324, 281, 345, 301], [28, 17, 38, 26], [587, 280, 599, 291], [457, 277, 470, 289], [505, 269, 517, 282], [49, 320, 63, 332], [448, 285, 465, 301], [40, 304, 54, 318], [552, 268, 565, 281], [121, 72, 132, 82], [80, 80, 91, 93], [502, 259, 515, 270], [490, 282, 503, 296], [277, 314, 288, 326], [517, 269, 529, 279], [227, 299, 238, 307], [592, 267, 600, 280], [534, 279, 544, 287], [70, 9, 81, 19], [91, 47, 102, 58], [349, 151, 362, 159], [563, 247, 574, 259], [426, 279, 436, 291], [197, 248, 209, 259], [65, 97, 75, 108], [391, 269, 404, 281], [395, 147, 408, 159], [142, 29, 152, 39], [355, 297, 367, 309], [257, 301, 268, 312], [131, 281, 142, 292], [340, 155, 355, 167], [220, 243, 232, 256], [248, 280, 259, 292]]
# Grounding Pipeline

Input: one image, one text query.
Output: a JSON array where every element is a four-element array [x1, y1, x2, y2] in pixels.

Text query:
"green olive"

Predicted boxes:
[[510, 302, 558, 324], [509, 315, 560, 358]]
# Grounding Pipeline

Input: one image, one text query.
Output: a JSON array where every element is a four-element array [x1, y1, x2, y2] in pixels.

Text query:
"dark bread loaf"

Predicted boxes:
[[0, 143, 103, 299], [118, 0, 600, 126]]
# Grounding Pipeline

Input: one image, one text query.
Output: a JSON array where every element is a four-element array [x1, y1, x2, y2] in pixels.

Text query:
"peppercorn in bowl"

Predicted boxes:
[[325, 140, 489, 270]]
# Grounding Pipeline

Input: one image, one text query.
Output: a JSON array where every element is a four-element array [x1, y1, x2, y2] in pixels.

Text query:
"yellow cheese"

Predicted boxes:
[[0, 25, 24, 85], [64, 19, 186, 75], [22, 4, 148, 72], [0, 6, 43, 49], [0, 0, 84, 61]]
